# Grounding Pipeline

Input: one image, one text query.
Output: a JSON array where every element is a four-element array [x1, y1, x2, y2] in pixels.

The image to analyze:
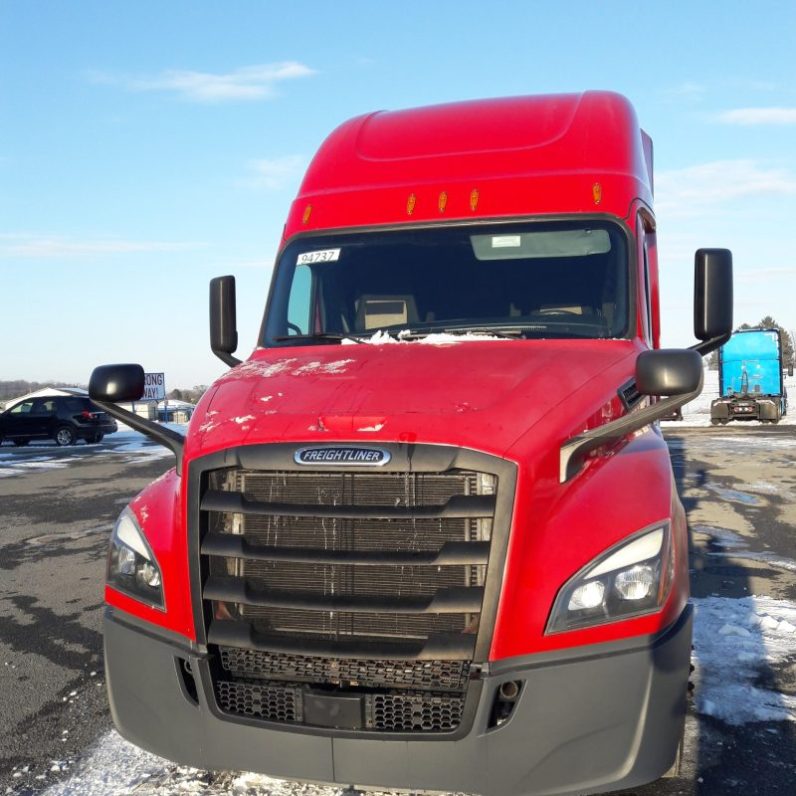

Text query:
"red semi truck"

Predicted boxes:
[[90, 92, 733, 796]]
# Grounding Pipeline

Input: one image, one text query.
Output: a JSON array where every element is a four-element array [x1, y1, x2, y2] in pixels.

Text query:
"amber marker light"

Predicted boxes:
[[302, 205, 313, 224], [406, 193, 417, 216], [438, 191, 448, 213], [592, 182, 602, 205], [470, 189, 479, 211]]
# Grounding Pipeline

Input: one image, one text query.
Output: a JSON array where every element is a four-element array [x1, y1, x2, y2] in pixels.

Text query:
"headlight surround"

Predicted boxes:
[[546, 522, 673, 634], [107, 509, 165, 610]]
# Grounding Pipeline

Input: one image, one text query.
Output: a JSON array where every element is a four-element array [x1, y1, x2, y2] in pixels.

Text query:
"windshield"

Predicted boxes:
[[264, 221, 630, 345]]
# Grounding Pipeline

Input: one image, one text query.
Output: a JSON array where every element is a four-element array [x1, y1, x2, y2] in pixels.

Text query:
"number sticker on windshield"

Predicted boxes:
[[297, 248, 341, 265], [491, 235, 522, 248]]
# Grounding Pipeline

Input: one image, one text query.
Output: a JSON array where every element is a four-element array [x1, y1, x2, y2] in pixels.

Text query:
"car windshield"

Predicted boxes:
[[264, 221, 630, 345]]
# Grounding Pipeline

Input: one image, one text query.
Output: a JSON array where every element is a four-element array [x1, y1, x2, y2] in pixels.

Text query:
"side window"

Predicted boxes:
[[642, 239, 652, 345], [637, 218, 653, 346], [9, 401, 34, 415], [31, 399, 55, 415], [287, 265, 312, 335]]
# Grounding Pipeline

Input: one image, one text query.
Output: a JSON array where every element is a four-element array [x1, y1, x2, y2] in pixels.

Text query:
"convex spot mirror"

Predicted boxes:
[[89, 364, 145, 402], [636, 349, 703, 397]]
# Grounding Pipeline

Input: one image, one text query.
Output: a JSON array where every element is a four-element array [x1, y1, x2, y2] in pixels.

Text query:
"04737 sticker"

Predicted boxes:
[[297, 248, 341, 265]]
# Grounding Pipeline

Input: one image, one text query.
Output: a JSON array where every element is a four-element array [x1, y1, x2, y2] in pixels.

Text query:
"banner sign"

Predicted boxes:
[[142, 372, 166, 401]]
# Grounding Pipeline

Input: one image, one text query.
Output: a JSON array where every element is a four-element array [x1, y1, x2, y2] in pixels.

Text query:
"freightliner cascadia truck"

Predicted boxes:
[[89, 92, 733, 796], [710, 328, 788, 424]]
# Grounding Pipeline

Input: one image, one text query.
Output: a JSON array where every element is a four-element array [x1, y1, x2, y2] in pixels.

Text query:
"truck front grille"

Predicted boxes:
[[194, 445, 512, 735]]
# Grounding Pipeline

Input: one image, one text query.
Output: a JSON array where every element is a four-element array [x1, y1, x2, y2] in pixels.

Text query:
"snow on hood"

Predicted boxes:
[[191, 338, 637, 457]]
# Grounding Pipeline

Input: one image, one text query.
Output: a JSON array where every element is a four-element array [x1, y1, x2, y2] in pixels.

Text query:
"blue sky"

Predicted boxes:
[[2, 1, 795, 388]]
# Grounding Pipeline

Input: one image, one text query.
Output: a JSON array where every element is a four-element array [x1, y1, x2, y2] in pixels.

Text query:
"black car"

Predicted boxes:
[[0, 394, 118, 446]]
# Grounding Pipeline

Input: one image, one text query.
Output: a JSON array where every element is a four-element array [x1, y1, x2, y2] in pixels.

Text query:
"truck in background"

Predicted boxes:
[[711, 328, 788, 424], [88, 92, 733, 796]]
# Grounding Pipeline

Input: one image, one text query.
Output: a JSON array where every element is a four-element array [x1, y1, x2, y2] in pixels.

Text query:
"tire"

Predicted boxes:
[[13, 438, 30, 447], [54, 426, 76, 446]]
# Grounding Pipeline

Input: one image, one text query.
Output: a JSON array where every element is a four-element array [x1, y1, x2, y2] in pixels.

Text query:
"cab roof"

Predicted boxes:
[[284, 91, 654, 241]]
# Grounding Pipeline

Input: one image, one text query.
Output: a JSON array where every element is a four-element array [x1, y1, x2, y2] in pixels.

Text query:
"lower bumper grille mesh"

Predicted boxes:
[[216, 680, 302, 723], [369, 691, 464, 732], [220, 646, 471, 691], [214, 678, 465, 733]]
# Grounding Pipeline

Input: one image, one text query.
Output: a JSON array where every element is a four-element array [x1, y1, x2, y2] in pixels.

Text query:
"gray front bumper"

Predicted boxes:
[[104, 606, 692, 796]]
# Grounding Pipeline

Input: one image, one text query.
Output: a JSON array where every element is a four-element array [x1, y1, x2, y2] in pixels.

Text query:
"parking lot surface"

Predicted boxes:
[[0, 427, 794, 795]]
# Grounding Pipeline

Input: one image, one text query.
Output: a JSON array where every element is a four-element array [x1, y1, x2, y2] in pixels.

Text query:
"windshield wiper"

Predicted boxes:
[[399, 326, 529, 340], [273, 333, 364, 344]]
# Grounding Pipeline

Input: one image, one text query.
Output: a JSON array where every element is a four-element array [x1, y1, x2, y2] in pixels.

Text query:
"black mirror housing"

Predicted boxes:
[[89, 364, 145, 402], [636, 349, 703, 397], [694, 249, 733, 342], [210, 275, 240, 367]]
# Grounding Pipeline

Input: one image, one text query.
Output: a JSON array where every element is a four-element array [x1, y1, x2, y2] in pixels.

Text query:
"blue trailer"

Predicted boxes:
[[711, 328, 788, 424]]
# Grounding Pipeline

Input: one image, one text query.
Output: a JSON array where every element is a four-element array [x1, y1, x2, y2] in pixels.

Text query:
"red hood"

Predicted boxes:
[[187, 339, 639, 461]]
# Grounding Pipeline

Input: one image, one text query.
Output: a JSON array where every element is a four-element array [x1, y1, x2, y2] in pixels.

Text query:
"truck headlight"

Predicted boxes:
[[107, 509, 165, 609], [546, 523, 672, 634]]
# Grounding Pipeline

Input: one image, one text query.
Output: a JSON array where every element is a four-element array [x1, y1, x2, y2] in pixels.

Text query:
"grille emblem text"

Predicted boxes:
[[294, 447, 391, 466]]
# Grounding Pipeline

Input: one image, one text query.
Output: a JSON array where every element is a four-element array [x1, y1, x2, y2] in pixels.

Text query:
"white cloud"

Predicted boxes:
[[89, 62, 316, 103], [663, 81, 707, 102], [736, 266, 796, 282], [717, 107, 796, 125], [243, 156, 307, 190], [655, 160, 796, 218], [0, 234, 204, 258]]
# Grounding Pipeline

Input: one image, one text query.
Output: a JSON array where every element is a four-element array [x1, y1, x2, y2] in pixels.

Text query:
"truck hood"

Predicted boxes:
[[190, 338, 638, 459]]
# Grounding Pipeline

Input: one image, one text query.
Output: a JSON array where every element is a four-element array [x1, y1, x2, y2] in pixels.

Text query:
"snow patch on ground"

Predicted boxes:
[[692, 595, 796, 725], [40, 728, 468, 796], [0, 456, 75, 478], [0, 425, 183, 478]]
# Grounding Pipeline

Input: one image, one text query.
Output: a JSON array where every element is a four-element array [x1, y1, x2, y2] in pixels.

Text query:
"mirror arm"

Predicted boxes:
[[212, 349, 242, 368], [689, 332, 731, 358], [92, 399, 185, 475], [559, 387, 701, 483]]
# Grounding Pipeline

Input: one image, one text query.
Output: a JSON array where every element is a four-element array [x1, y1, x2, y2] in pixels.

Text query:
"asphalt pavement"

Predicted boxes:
[[0, 428, 794, 795]]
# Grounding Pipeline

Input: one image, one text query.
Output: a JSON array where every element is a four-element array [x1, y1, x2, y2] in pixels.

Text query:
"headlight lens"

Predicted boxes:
[[107, 510, 165, 609], [546, 523, 672, 634]]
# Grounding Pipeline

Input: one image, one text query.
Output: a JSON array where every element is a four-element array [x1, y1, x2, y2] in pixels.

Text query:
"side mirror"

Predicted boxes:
[[88, 363, 185, 473], [89, 364, 145, 402], [210, 275, 241, 367], [693, 249, 733, 355], [636, 349, 703, 396], [561, 348, 706, 482]]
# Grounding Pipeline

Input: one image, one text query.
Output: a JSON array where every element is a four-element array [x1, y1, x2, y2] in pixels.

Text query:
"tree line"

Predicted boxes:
[[0, 380, 83, 402]]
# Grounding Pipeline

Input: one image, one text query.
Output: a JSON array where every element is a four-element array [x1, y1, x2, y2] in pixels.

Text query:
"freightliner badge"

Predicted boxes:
[[294, 447, 391, 466]]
